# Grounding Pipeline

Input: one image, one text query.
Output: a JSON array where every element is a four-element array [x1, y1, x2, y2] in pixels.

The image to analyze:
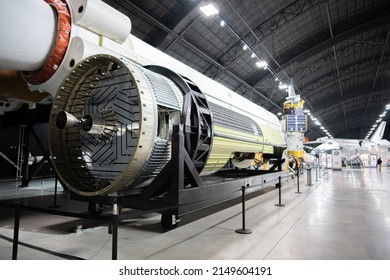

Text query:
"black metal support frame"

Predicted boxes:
[[20, 124, 31, 187], [49, 177, 60, 208], [1, 124, 290, 259], [20, 122, 54, 187], [71, 125, 289, 227], [122, 126, 288, 215]]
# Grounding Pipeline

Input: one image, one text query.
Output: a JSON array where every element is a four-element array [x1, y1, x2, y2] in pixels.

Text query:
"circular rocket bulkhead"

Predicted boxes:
[[50, 55, 277, 196]]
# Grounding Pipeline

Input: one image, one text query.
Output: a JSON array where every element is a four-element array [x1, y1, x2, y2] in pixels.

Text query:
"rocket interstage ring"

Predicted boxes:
[[144, 65, 214, 173], [180, 78, 213, 172], [22, 0, 71, 85], [49, 55, 188, 196]]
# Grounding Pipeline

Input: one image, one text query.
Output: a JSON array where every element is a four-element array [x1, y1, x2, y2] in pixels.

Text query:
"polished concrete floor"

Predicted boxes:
[[0, 167, 389, 260]]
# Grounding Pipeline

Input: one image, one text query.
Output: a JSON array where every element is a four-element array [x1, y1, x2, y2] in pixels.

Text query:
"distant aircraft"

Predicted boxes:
[[306, 121, 390, 155]]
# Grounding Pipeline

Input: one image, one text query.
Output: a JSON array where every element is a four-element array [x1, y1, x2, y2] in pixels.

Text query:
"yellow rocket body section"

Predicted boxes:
[[202, 110, 285, 173], [202, 118, 287, 171], [204, 126, 262, 172], [288, 150, 304, 159], [130, 35, 286, 172]]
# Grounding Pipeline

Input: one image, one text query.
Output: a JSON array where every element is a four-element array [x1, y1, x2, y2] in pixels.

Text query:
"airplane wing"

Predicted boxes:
[[335, 139, 361, 148], [304, 140, 322, 145], [370, 121, 386, 142], [308, 122, 388, 155], [304, 136, 328, 145]]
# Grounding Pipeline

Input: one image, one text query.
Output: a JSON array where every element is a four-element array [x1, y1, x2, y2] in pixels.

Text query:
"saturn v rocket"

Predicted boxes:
[[0, 0, 286, 197]]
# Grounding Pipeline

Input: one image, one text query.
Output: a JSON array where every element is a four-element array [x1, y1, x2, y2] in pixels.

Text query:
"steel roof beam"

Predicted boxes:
[[248, 3, 390, 87], [110, 0, 282, 110], [293, 35, 386, 87], [311, 78, 390, 111], [300, 56, 390, 98]]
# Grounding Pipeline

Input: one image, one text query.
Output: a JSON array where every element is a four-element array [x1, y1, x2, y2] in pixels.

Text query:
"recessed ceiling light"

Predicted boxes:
[[278, 84, 287, 89], [256, 61, 268, 68], [200, 4, 219, 17]]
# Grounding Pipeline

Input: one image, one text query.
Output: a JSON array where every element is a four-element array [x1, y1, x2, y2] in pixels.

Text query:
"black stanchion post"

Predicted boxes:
[[112, 202, 119, 260], [295, 168, 302, 194], [49, 176, 60, 208], [12, 202, 21, 260], [275, 176, 285, 207], [235, 184, 252, 234], [306, 168, 312, 186]]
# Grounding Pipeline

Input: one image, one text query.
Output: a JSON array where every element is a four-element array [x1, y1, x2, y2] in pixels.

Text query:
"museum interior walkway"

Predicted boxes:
[[0, 167, 389, 260]]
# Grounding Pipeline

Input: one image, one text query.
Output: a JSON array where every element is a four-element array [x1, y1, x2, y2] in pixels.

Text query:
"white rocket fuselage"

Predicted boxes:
[[0, 0, 286, 195]]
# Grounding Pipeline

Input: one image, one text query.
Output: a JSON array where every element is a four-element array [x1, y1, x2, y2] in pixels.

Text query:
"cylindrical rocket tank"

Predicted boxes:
[[49, 55, 285, 196], [0, 0, 57, 71]]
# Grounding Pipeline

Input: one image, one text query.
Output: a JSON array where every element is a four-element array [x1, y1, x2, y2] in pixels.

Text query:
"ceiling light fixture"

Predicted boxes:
[[256, 60, 268, 68], [200, 2, 333, 139], [200, 4, 219, 17], [278, 83, 287, 89]]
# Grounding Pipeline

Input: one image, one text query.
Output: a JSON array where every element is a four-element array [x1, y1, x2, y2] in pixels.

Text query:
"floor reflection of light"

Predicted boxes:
[[309, 199, 326, 226], [372, 194, 382, 208], [385, 217, 390, 227]]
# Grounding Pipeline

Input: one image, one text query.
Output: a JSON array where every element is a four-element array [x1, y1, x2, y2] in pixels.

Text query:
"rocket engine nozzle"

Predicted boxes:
[[56, 111, 81, 129]]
